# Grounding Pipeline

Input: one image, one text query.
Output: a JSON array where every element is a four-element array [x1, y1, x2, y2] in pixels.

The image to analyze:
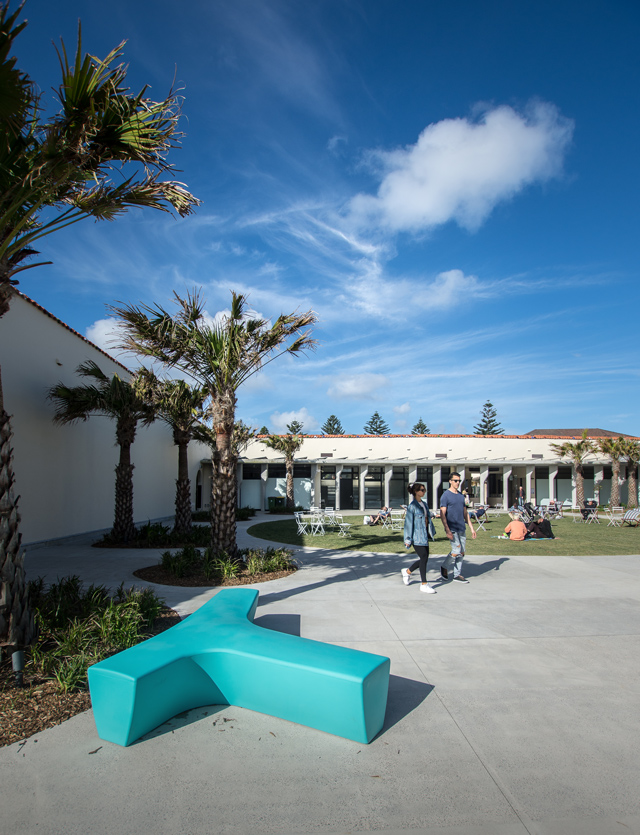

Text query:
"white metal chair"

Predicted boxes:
[[468, 506, 488, 532], [309, 513, 325, 536], [604, 506, 624, 527], [294, 512, 309, 536], [389, 510, 404, 530]]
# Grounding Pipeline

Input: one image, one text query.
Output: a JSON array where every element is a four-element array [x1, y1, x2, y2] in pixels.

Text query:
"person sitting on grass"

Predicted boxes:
[[526, 516, 556, 539], [504, 512, 528, 540], [368, 506, 390, 525]]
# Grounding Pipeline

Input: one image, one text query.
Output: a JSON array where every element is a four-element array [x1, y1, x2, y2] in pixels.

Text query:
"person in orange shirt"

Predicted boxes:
[[504, 512, 528, 540]]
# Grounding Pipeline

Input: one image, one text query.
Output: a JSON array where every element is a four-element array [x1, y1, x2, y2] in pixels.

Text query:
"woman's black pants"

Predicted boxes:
[[409, 544, 429, 583]]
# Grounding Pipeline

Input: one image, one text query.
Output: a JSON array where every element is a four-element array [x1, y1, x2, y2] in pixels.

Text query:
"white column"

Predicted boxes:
[[502, 467, 512, 508], [312, 464, 321, 509], [526, 465, 535, 503], [548, 465, 558, 501], [571, 468, 577, 506], [432, 466, 442, 512], [593, 465, 604, 505], [260, 463, 268, 511], [457, 466, 466, 490], [480, 465, 489, 506], [384, 465, 393, 506], [335, 464, 343, 510], [359, 465, 368, 511]]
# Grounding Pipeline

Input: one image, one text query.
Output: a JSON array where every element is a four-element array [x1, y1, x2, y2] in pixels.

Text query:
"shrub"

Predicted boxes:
[[26, 577, 165, 693]]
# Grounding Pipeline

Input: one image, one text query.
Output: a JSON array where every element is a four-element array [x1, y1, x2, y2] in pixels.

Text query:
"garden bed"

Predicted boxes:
[[0, 606, 180, 749]]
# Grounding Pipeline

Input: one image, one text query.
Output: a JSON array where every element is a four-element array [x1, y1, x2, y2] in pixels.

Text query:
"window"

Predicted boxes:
[[242, 463, 262, 480], [390, 467, 408, 507], [293, 464, 311, 478], [417, 466, 433, 507], [364, 466, 384, 509], [268, 463, 286, 479], [321, 466, 336, 508]]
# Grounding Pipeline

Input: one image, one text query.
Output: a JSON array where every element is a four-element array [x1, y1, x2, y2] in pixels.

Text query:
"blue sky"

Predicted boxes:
[[11, 0, 640, 435]]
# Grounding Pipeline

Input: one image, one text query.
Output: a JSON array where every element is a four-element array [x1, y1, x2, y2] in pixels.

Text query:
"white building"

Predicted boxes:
[[2, 292, 637, 543], [0, 292, 206, 544], [227, 431, 639, 513]]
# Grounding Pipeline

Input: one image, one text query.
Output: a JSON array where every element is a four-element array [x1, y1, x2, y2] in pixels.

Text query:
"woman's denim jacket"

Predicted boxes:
[[403, 499, 435, 546]]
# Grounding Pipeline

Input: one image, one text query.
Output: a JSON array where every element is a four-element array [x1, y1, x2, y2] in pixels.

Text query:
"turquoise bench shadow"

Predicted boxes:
[[87, 588, 390, 747]]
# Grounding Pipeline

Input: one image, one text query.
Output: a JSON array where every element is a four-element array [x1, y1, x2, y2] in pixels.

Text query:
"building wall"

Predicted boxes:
[[0, 294, 192, 544], [238, 435, 639, 511]]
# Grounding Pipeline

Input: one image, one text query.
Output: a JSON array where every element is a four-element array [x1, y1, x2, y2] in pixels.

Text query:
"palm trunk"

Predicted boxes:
[[173, 433, 192, 536], [610, 460, 621, 507], [627, 464, 638, 509], [112, 414, 137, 542], [575, 467, 585, 507], [0, 399, 36, 648], [285, 457, 295, 509], [210, 391, 237, 558]]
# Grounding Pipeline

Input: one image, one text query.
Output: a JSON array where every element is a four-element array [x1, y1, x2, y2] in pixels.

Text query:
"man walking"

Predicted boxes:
[[440, 472, 476, 583]]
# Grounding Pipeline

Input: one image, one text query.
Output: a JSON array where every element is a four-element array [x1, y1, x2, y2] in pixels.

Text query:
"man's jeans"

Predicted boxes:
[[446, 532, 466, 578]]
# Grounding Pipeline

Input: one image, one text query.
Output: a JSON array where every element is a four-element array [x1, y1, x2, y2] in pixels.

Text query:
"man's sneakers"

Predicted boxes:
[[453, 575, 469, 583], [400, 568, 411, 585], [420, 583, 436, 594], [440, 566, 448, 579]]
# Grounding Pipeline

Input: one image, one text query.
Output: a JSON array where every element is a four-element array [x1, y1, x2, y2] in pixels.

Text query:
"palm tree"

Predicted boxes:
[[134, 370, 207, 536], [111, 291, 317, 556], [48, 361, 155, 543], [621, 438, 640, 509], [596, 436, 626, 508], [550, 429, 595, 507], [193, 420, 256, 534], [0, 4, 197, 648], [261, 432, 304, 509]]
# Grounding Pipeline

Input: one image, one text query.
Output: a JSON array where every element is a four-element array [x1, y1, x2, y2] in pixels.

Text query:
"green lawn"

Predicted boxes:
[[247, 515, 640, 557]]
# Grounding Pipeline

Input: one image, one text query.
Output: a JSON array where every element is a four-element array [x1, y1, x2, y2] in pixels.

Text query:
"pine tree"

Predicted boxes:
[[321, 415, 344, 434], [364, 411, 390, 435], [287, 420, 304, 434], [411, 418, 430, 435], [473, 401, 504, 435], [258, 426, 269, 435]]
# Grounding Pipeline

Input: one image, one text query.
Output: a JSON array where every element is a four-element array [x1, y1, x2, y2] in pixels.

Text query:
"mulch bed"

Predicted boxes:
[[1, 563, 298, 748], [0, 607, 181, 749], [133, 564, 297, 587]]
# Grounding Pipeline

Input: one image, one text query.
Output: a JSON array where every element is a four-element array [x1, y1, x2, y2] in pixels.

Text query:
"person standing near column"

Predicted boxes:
[[440, 472, 476, 583], [401, 483, 436, 594]]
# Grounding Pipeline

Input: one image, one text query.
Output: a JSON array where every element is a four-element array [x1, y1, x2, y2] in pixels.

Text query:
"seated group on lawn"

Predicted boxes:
[[504, 511, 555, 540]]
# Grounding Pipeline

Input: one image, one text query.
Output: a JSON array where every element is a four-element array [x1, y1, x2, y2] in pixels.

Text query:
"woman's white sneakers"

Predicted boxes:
[[401, 569, 436, 593]]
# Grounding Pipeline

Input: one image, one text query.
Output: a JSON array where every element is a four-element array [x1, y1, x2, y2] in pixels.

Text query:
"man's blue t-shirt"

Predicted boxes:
[[441, 490, 466, 534]]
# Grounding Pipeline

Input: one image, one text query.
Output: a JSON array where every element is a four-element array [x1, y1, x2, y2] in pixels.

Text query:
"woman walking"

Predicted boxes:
[[401, 482, 436, 594]]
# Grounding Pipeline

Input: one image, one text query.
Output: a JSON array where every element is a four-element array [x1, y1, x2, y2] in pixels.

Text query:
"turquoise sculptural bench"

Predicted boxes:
[[88, 587, 390, 747]]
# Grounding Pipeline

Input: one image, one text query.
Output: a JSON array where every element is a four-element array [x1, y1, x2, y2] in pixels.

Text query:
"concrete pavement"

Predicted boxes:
[[1, 515, 640, 835]]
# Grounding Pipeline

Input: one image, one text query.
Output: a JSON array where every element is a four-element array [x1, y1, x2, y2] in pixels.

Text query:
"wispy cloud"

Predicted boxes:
[[327, 373, 389, 400]]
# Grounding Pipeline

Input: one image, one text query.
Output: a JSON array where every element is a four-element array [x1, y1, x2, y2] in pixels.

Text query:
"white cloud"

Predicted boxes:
[[349, 101, 574, 233], [269, 407, 319, 434], [327, 373, 389, 400], [394, 402, 411, 414], [338, 264, 483, 320]]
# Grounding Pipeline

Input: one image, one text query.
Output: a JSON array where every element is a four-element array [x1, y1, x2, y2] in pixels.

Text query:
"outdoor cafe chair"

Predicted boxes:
[[468, 506, 488, 532], [605, 506, 624, 527], [294, 512, 309, 536]]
